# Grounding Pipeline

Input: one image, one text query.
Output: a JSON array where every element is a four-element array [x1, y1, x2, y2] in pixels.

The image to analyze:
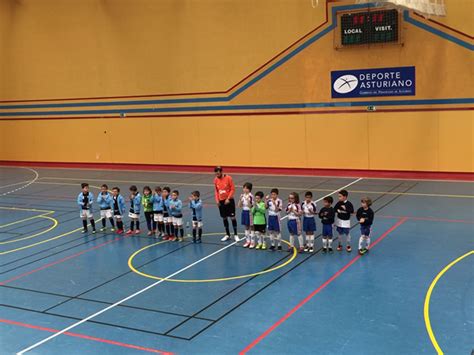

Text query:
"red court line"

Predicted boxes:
[[378, 215, 474, 224], [0, 319, 172, 354], [239, 217, 408, 354], [1, 161, 473, 181], [0, 235, 128, 285]]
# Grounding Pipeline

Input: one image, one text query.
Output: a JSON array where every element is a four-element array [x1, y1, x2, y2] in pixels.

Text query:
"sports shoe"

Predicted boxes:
[[197, 238, 202, 243], [134, 229, 141, 235], [328, 247, 333, 253], [269, 245, 275, 251], [256, 243, 262, 250], [322, 247, 327, 253], [303, 245, 309, 252], [277, 245, 282, 251], [81, 229, 88, 233], [221, 235, 231, 242], [298, 247, 304, 253], [234, 235, 240, 242], [309, 247, 314, 253], [92, 229, 96, 234], [261, 243, 267, 250], [337, 244, 343, 251], [125, 230, 133, 235], [170, 236, 177, 242], [110, 228, 115, 232], [346, 245, 352, 253], [243, 241, 251, 248], [100, 227, 106, 232], [287, 246, 293, 252], [116, 229, 123, 234], [249, 242, 256, 249], [147, 231, 153, 236], [178, 237, 184, 242]]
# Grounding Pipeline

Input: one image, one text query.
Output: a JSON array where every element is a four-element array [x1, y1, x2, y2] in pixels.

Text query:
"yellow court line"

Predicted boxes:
[[0, 212, 53, 229], [128, 235, 298, 283], [0, 206, 54, 214], [424, 250, 474, 355], [38, 177, 474, 199], [0, 215, 58, 245]]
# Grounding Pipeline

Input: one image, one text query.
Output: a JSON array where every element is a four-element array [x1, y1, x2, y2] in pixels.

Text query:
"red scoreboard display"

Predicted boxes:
[[340, 9, 399, 46]]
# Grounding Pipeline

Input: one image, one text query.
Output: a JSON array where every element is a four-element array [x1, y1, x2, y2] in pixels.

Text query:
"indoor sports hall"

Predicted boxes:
[[0, 1, 472, 354]]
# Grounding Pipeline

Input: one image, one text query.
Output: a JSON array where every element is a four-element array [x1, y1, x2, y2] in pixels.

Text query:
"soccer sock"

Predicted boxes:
[[101, 219, 106, 228], [359, 236, 364, 250], [250, 231, 255, 243], [258, 233, 264, 244], [309, 235, 315, 247], [180, 227, 184, 238], [198, 228, 202, 240], [298, 235, 304, 247], [245, 229, 250, 242], [223, 219, 230, 236], [152, 220, 157, 231], [159, 222, 164, 233], [328, 238, 333, 248], [276, 233, 282, 246], [136, 220, 140, 230], [346, 233, 352, 245], [82, 220, 87, 230], [338, 233, 345, 246], [90, 219, 96, 230], [366, 237, 371, 249], [146, 217, 152, 231], [109, 218, 115, 228], [130, 221, 135, 230], [231, 219, 238, 235], [165, 223, 170, 236], [117, 220, 123, 230], [289, 235, 295, 247], [270, 232, 275, 246], [170, 224, 175, 237], [322, 238, 328, 248], [193, 228, 197, 241]]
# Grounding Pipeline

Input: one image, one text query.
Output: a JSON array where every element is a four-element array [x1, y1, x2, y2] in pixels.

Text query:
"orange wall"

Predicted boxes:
[[0, 0, 473, 172]]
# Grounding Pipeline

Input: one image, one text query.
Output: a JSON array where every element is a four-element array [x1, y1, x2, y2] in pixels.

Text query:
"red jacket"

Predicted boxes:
[[214, 174, 235, 202]]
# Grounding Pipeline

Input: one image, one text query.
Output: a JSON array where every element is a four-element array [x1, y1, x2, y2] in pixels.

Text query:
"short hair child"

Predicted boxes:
[[151, 186, 164, 238], [286, 192, 304, 252], [189, 191, 203, 243], [169, 190, 184, 241], [239, 182, 255, 248], [77, 183, 96, 234], [161, 187, 172, 240], [126, 185, 142, 235], [302, 191, 317, 253], [251, 191, 267, 250], [334, 189, 355, 252], [97, 183, 115, 232], [266, 188, 283, 251], [111, 186, 126, 233], [357, 197, 374, 255], [142, 186, 154, 236], [319, 196, 335, 253]]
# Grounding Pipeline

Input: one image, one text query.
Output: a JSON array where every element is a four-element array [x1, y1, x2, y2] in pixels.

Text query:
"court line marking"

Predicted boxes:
[[0, 167, 39, 197], [128, 238, 297, 283], [240, 217, 408, 354], [0, 318, 172, 354], [423, 250, 474, 355], [0, 180, 34, 190], [37, 176, 474, 199], [0, 206, 54, 214], [0, 213, 52, 229], [0, 216, 58, 246], [17, 177, 367, 353]]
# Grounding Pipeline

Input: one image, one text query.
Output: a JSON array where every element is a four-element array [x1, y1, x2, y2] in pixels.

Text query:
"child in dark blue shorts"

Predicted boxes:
[[356, 197, 374, 255], [318, 196, 335, 253], [301, 191, 317, 253]]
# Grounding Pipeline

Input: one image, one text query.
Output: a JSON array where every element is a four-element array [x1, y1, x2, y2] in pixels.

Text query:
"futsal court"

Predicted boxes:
[[0, 166, 472, 354]]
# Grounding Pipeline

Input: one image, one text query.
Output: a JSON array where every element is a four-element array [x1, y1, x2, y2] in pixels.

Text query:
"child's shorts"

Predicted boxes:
[[128, 212, 139, 219], [172, 215, 183, 226], [287, 219, 300, 235], [80, 209, 93, 219], [153, 211, 164, 222], [267, 215, 280, 232], [100, 208, 113, 219], [113, 211, 123, 219], [322, 224, 333, 237], [241, 210, 252, 226], [303, 217, 316, 233], [360, 225, 371, 236], [192, 218, 203, 228], [336, 226, 350, 235], [254, 224, 266, 234], [163, 212, 170, 223]]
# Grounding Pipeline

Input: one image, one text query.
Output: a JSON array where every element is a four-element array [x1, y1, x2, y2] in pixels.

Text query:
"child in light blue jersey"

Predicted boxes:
[[77, 183, 96, 234], [169, 190, 184, 241], [189, 191, 203, 243], [97, 184, 115, 232]]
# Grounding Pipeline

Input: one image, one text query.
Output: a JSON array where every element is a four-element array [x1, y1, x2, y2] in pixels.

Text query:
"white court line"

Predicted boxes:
[[279, 177, 363, 221], [0, 167, 39, 197], [17, 177, 363, 354]]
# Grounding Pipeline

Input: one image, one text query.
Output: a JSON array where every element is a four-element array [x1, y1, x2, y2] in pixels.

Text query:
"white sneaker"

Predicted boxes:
[[234, 235, 240, 242], [221, 235, 231, 242]]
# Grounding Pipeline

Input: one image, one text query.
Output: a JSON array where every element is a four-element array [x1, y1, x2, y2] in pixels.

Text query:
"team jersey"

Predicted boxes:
[[142, 194, 153, 213], [286, 203, 301, 220], [239, 193, 254, 211], [301, 200, 317, 218], [214, 174, 235, 202], [318, 206, 335, 225], [267, 198, 283, 217], [189, 199, 203, 220], [356, 207, 374, 226], [77, 192, 94, 211], [333, 200, 354, 220], [251, 201, 267, 225]]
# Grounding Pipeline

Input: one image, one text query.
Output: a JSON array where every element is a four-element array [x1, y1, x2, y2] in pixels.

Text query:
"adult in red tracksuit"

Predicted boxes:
[[214, 166, 239, 242]]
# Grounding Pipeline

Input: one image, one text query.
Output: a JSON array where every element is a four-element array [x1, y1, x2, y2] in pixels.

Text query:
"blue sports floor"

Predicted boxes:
[[0, 166, 472, 355]]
